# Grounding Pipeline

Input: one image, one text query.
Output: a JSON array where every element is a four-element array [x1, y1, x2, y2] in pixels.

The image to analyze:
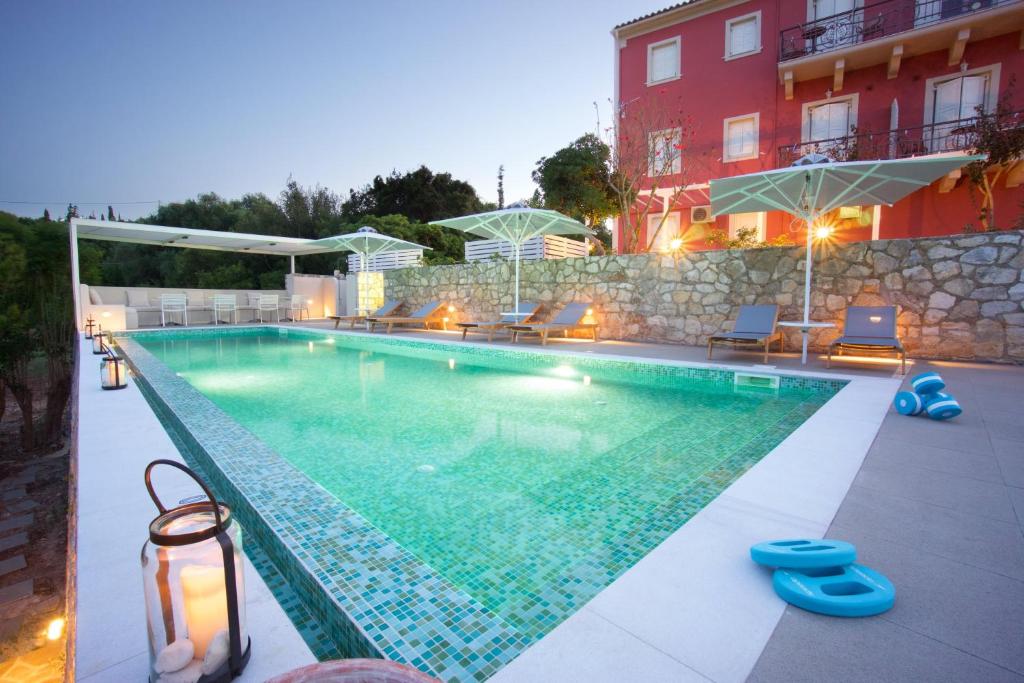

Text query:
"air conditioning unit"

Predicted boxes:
[[690, 205, 714, 223]]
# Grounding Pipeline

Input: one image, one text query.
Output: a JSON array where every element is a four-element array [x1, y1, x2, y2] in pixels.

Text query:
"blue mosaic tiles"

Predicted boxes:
[[115, 327, 842, 681]]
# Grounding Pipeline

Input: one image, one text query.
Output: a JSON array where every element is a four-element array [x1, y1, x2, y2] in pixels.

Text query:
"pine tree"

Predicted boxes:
[[497, 165, 505, 210], [107, 205, 115, 221], [42, 208, 51, 221]]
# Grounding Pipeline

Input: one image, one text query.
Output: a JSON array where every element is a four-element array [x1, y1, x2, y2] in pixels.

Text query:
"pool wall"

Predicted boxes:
[[115, 325, 851, 681]]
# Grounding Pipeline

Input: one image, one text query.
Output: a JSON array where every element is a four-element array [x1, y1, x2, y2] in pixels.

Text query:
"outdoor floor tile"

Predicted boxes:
[[853, 460, 1017, 522], [0, 555, 27, 578], [994, 437, 1024, 488], [833, 485, 1024, 581], [875, 417, 993, 455], [829, 524, 1024, 675], [984, 411, 1024, 443], [863, 436, 1004, 483], [0, 578, 33, 607], [1009, 486, 1024, 529], [0, 532, 28, 553], [750, 606, 1024, 683]]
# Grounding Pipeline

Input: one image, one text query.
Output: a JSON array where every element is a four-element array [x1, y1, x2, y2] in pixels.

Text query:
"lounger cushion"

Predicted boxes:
[[127, 290, 151, 307], [831, 336, 902, 348], [89, 288, 104, 305], [710, 332, 769, 341]]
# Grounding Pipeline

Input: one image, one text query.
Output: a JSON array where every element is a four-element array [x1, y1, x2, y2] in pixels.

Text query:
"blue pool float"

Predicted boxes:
[[773, 564, 895, 617], [750, 539, 857, 569], [911, 372, 945, 395], [925, 392, 962, 421], [893, 391, 925, 416]]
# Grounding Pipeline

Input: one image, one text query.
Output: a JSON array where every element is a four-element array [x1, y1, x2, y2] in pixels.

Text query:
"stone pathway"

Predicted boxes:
[[0, 459, 65, 682]]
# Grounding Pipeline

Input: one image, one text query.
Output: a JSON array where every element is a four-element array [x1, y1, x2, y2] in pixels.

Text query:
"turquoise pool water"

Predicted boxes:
[[136, 330, 837, 645]]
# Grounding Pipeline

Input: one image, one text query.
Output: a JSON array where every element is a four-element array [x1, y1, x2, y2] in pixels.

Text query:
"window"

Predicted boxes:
[[925, 64, 1000, 152], [809, 0, 860, 49], [725, 12, 761, 59], [647, 37, 680, 84], [728, 212, 765, 242], [649, 128, 682, 176], [810, 0, 856, 21], [648, 213, 680, 252], [723, 113, 759, 162]]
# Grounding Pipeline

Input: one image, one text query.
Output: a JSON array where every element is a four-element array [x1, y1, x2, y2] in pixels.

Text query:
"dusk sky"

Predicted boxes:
[[0, 0, 663, 222]]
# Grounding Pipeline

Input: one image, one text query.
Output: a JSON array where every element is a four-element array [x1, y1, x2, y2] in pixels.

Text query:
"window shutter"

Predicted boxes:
[[649, 42, 678, 82], [729, 17, 757, 55]]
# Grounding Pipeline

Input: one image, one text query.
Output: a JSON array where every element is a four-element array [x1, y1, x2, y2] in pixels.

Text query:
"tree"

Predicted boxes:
[[596, 93, 707, 253], [107, 205, 116, 221], [964, 83, 1024, 230], [42, 208, 50, 221], [497, 165, 505, 210], [533, 133, 617, 250], [341, 166, 486, 223]]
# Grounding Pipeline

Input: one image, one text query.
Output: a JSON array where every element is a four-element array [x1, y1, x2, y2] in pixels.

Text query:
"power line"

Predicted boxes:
[[0, 199, 161, 206]]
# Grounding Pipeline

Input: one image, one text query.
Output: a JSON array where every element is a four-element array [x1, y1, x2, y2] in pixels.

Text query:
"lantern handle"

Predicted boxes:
[[144, 459, 225, 530]]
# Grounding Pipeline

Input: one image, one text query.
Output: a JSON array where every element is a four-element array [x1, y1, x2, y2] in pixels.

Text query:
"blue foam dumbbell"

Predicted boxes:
[[911, 372, 945, 395], [925, 392, 962, 420], [893, 391, 925, 416]]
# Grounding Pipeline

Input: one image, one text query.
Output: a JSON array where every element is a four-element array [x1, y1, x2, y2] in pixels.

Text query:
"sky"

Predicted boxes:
[[0, 0, 664, 221]]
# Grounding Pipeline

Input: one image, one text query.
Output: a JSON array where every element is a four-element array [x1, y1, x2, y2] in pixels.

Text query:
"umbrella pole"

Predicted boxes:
[[801, 217, 814, 364], [513, 240, 520, 315]]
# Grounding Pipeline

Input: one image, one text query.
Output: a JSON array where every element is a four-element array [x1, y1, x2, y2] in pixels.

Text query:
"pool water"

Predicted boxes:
[[137, 331, 836, 644]]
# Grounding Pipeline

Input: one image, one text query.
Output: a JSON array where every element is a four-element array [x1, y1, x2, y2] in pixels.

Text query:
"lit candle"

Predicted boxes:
[[180, 564, 227, 658]]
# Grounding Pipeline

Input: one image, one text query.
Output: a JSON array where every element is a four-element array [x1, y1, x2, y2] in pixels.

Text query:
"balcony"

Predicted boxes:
[[777, 0, 1024, 98], [776, 109, 1024, 167]]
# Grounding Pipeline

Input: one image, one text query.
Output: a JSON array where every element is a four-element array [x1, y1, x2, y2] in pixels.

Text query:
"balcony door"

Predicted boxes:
[[929, 72, 989, 152], [809, 0, 860, 50], [916, 1, 995, 28], [804, 98, 856, 159]]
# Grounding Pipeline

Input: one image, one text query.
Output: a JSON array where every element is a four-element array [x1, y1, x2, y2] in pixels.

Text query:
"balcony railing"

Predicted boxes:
[[779, 0, 1021, 61], [776, 110, 1024, 166]]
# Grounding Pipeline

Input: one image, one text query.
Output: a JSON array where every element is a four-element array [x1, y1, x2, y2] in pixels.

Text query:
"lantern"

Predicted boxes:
[[99, 352, 128, 390], [84, 316, 96, 340], [92, 327, 108, 355], [141, 460, 250, 683]]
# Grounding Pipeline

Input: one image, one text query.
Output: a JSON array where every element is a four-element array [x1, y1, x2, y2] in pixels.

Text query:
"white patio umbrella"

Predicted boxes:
[[431, 207, 595, 316], [313, 226, 429, 271], [710, 153, 984, 362]]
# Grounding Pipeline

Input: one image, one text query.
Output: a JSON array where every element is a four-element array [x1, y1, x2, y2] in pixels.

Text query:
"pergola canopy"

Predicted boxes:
[[71, 218, 346, 256]]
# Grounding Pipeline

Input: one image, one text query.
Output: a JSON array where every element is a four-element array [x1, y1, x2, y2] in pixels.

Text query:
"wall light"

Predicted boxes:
[[814, 225, 833, 240], [308, 341, 314, 352], [101, 311, 112, 319], [669, 238, 684, 252], [448, 358, 455, 370], [583, 375, 592, 386], [447, 305, 456, 313], [869, 315, 882, 323]]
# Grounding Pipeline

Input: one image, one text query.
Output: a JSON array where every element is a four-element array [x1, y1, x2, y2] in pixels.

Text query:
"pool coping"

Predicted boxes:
[[115, 324, 899, 682]]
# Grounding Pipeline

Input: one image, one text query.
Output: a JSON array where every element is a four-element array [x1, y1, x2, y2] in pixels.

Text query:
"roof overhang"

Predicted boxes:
[[613, 0, 746, 40], [71, 219, 342, 256]]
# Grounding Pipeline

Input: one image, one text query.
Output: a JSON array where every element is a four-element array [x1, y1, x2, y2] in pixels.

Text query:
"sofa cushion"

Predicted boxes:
[[127, 290, 151, 307], [88, 288, 104, 305]]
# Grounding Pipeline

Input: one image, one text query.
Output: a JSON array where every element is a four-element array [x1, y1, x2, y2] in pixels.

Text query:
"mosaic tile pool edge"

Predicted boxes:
[[116, 335, 528, 682]]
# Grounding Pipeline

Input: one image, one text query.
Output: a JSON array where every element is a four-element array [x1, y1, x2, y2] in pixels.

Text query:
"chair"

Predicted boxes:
[[457, 302, 540, 342], [707, 304, 782, 364], [212, 295, 238, 325], [329, 300, 400, 329], [286, 294, 309, 321], [160, 294, 187, 327], [368, 301, 444, 333], [257, 294, 280, 323], [508, 303, 598, 345], [828, 306, 905, 372]]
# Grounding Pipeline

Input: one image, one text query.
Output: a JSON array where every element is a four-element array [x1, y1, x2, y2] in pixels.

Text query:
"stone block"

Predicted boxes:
[[961, 246, 999, 264]]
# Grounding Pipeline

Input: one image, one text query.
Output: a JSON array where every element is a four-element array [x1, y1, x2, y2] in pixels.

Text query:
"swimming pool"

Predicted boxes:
[[119, 327, 844, 680]]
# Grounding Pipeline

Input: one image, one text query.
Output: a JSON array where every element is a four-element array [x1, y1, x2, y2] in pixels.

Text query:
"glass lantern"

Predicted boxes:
[[92, 327, 108, 355], [100, 352, 127, 390], [141, 460, 250, 683], [84, 316, 96, 340]]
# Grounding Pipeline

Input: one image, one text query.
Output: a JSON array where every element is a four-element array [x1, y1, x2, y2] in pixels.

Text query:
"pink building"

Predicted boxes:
[[611, 0, 1024, 253]]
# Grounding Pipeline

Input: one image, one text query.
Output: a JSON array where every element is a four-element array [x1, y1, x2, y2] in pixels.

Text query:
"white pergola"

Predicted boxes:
[[69, 218, 375, 327]]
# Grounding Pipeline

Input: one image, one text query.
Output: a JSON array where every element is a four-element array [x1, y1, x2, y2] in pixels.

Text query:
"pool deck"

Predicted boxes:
[[290, 321, 1024, 682], [73, 336, 316, 682]]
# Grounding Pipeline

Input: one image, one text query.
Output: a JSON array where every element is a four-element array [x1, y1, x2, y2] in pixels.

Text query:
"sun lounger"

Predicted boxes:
[[508, 303, 597, 345], [828, 305, 905, 372], [457, 302, 540, 342], [328, 300, 400, 329], [368, 301, 445, 334], [707, 304, 781, 363]]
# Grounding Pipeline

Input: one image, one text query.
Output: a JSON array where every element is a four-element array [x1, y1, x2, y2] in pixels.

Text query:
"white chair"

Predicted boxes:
[[212, 295, 238, 325], [160, 294, 188, 327], [257, 294, 279, 323], [286, 295, 309, 321]]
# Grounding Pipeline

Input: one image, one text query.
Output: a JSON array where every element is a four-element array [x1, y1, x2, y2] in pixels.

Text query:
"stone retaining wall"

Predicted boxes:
[[384, 230, 1024, 363]]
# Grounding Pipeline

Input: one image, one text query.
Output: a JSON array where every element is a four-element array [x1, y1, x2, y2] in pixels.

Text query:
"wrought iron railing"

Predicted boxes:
[[776, 110, 1024, 166], [779, 0, 1021, 61]]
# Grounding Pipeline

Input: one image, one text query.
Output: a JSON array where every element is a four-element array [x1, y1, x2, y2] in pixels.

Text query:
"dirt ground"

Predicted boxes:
[[0, 379, 70, 683]]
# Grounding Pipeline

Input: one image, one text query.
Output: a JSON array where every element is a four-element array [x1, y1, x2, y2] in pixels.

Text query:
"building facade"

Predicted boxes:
[[611, 0, 1024, 253]]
